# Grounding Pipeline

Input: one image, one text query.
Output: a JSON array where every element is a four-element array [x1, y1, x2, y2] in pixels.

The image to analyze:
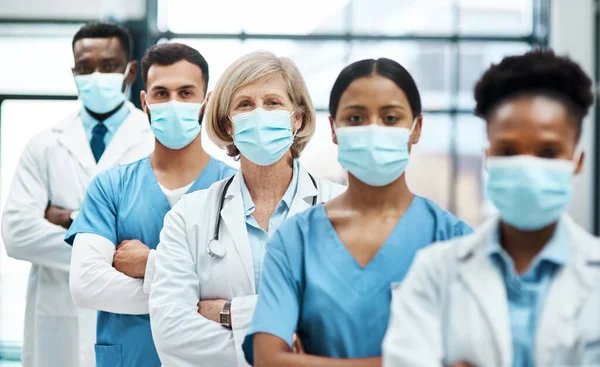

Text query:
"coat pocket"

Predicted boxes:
[[95, 344, 122, 367]]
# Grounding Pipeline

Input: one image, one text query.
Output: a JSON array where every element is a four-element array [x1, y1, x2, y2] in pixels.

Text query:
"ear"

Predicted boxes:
[[410, 115, 423, 145], [292, 110, 303, 132], [125, 61, 138, 86], [140, 90, 148, 113], [574, 150, 585, 175], [329, 116, 338, 145], [224, 118, 233, 137]]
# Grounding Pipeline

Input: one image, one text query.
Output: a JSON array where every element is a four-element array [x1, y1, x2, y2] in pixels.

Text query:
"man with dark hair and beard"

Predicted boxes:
[[65, 42, 236, 367]]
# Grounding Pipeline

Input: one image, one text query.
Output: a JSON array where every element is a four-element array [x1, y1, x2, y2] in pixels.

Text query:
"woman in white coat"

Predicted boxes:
[[383, 50, 600, 367], [149, 51, 345, 367]]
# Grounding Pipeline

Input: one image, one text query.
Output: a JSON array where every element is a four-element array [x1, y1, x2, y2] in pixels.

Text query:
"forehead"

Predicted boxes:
[[146, 60, 205, 89], [73, 37, 126, 61], [233, 74, 289, 99], [338, 75, 410, 109], [487, 95, 577, 141]]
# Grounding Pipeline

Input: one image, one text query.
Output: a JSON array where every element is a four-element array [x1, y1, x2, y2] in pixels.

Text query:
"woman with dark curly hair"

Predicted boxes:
[[382, 49, 600, 367]]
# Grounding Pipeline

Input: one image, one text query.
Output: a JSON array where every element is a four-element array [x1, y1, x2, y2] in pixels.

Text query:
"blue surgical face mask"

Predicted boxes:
[[74, 64, 130, 114], [335, 122, 415, 187], [147, 99, 203, 150], [486, 155, 576, 231], [231, 108, 295, 166]]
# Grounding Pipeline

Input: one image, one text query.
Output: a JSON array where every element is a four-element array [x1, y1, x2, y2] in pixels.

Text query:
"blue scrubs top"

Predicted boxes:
[[243, 196, 473, 363], [65, 156, 236, 367]]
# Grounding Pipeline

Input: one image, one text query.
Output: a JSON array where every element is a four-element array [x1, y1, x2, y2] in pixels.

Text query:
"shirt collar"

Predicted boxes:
[[488, 217, 572, 269], [239, 159, 300, 216], [80, 102, 130, 135]]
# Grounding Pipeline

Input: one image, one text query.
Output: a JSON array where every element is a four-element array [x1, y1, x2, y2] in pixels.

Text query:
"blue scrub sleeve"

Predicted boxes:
[[454, 220, 475, 237], [242, 227, 302, 365], [65, 172, 118, 245]]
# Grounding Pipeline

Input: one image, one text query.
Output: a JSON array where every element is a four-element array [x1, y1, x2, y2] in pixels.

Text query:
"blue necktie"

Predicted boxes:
[[90, 122, 108, 163]]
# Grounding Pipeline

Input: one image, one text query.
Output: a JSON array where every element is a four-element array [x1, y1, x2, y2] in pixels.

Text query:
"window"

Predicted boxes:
[[0, 29, 79, 353], [158, 0, 545, 227], [0, 99, 80, 344]]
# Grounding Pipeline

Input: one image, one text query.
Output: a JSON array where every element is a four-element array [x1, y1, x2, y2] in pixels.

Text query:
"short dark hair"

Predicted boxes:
[[474, 49, 594, 138], [329, 58, 422, 119], [72, 22, 133, 60], [141, 43, 209, 91]]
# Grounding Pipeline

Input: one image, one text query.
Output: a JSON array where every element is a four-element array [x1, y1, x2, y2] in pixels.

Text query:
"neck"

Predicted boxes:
[[150, 134, 209, 172], [344, 173, 414, 213], [500, 221, 557, 274], [86, 101, 125, 121], [240, 153, 294, 204]]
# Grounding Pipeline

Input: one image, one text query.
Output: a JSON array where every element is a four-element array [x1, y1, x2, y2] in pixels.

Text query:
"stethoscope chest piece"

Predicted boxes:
[[206, 239, 227, 259]]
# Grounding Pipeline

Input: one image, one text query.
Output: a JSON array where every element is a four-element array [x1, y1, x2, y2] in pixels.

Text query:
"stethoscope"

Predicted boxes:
[[206, 173, 319, 259]]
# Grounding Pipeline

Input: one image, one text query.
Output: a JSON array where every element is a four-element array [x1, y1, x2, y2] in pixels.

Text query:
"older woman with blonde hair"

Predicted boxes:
[[149, 51, 345, 367]]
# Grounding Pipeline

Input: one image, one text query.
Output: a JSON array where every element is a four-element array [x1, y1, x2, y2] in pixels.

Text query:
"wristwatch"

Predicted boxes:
[[220, 301, 232, 329]]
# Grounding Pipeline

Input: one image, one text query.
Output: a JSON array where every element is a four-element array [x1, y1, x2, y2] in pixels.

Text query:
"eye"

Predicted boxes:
[[75, 65, 93, 75], [102, 63, 119, 72], [384, 115, 400, 124], [538, 146, 560, 159], [180, 90, 193, 98], [266, 100, 282, 107], [496, 146, 518, 156], [237, 100, 252, 109], [156, 91, 168, 98], [346, 115, 363, 124]]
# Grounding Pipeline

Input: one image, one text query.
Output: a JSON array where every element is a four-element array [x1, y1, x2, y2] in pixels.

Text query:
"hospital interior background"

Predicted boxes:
[[0, 0, 599, 363]]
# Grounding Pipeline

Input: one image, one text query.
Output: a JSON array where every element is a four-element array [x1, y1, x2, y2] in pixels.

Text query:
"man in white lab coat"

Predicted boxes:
[[1, 22, 154, 367]]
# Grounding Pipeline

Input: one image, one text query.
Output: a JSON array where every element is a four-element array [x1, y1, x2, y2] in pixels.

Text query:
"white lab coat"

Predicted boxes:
[[382, 215, 600, 367], [1, 102, 154, 367], [149, 165, 346, 367]]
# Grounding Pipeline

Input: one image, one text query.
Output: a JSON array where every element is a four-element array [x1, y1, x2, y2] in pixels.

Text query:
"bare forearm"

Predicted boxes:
[[257, 354, 381, 367]]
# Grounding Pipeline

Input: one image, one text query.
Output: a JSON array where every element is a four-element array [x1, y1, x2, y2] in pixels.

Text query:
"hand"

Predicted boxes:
[[292, 333, 304, 354], [197, 299, 228, 324], [113, 240, 151, 278], [449, 362, 475, 367], [45, 205, 72, 229]]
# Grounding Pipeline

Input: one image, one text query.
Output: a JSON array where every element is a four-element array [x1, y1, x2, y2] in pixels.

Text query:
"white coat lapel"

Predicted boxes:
[[54, 111, 96, 177], [220, 172, 255, 291], [456, 218, 512, 366], [535, 216, 600, 365], [288, 164, 319, 216], [96, 103, 151, 173]]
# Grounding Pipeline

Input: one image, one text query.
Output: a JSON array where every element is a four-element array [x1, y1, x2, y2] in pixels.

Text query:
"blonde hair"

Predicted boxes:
[[206, 51, 316, 158]]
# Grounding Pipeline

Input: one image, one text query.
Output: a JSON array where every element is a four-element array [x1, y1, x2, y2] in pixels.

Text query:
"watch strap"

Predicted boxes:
[[220, 301, 232, 328]]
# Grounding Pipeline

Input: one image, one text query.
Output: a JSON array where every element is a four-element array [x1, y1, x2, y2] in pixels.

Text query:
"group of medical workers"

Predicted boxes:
[[1, 20, 598, 367]]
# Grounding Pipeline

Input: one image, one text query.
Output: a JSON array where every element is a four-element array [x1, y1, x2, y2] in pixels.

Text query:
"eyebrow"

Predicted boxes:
[[263, 93, 285, 99], [177, 85, 196, 90], [342, 105, 368, 111], [151, 85, 196, 91], [232, 95, 252, 105], [380, 104, 406, 111]]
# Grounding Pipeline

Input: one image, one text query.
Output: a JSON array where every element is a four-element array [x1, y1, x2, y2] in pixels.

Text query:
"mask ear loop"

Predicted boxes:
[[290, 110, 299, 138], [122, 62, 132, 96], [572, 146, 584, 173], [408, 117, 418, 135]]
